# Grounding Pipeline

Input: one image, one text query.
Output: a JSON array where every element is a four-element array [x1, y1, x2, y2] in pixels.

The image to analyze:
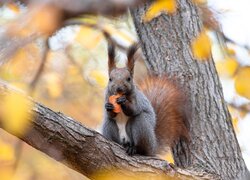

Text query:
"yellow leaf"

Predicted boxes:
[[0, 93, 33, 135], [143, 0, 177, 22], [235, 67, 250, 99], [8, 4, 61, 36], [89, 70, 108, 88], [191, 30, 212, 60], [0, 140, 14, 162], [45, 73, 62, 98], [77, 16, 99, 26], [0, 168, 13, 180], [93, 169, 167, 180], [7, 3, 20, 13], [75, 27, 102, 49], [7, 43, 39, 78], [67, 65, 79, 76], [164, 152, 174, 164], [28, 5, 61, 35], [192, 0, 207, 4], [104, 25, 135, 45], [11, 49, 26, 63], [226, 48, 236, 56], [232, 118, 239, 133], [215, 57, 238, 77]]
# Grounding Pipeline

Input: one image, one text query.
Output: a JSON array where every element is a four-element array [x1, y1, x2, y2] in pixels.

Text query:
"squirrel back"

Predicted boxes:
[[138, 76, 190, 154]]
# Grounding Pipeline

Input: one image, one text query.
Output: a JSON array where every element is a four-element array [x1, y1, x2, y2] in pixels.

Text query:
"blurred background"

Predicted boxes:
[[0, 0, 249, 179]]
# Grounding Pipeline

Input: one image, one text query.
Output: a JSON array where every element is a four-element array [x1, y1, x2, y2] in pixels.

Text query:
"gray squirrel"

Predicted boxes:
[[101, 41, 189, 156]]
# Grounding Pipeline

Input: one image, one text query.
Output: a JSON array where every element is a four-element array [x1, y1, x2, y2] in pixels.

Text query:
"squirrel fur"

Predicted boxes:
[[101, 41, 189, 156]]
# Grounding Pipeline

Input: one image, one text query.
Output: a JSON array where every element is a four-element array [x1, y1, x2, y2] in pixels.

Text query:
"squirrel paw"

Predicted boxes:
[[116, 96, 126, 105], [126, 145, 136, 156], [105, 102, 114, 111]]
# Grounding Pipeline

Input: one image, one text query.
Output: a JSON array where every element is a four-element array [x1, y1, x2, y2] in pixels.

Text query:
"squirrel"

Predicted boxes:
[[101, 41, 189, 156]]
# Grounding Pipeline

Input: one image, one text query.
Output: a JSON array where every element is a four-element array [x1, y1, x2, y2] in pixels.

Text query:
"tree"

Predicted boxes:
[[0, 0, 249, 179], [131, 1, 248, 179]]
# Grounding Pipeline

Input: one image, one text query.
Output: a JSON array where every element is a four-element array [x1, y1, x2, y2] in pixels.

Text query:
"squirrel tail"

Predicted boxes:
[[138, 76, 190, 154]]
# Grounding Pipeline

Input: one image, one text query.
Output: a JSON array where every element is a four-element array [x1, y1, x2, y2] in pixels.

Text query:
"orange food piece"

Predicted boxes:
[[109, 94, 122, 113]]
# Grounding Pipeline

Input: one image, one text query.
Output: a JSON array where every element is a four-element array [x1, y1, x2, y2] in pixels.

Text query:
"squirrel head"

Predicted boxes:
[[107, 42, 138, 96]]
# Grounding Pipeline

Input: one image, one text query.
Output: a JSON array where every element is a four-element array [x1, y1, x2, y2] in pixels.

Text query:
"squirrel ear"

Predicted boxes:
[[127, 43, 138, 75], [103, 31, 116, 74], [107, 41, 116, 74]]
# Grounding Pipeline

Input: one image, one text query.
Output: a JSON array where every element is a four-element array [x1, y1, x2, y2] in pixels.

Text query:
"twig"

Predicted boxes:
[[12, 140, 23, 171], [29, 38, 49, 95], [229, 102, 250, 113], [0, 34, 38, 65], [65, 46, 85, 82], [221, 33, 250, 52], [64, 19, 128, 51]]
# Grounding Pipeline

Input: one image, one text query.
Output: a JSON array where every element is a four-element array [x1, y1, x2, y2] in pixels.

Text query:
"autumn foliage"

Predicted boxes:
[[0, 0, 250, 179]]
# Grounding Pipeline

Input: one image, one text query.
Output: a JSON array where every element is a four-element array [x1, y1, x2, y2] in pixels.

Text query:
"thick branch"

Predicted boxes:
[[0, 82, 213, 179], [7, 0, 146, 17]]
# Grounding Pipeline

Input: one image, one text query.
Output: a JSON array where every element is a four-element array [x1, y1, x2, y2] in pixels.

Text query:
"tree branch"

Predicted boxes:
[[8, 0, 146, 17], [0, 81, 215, 179]]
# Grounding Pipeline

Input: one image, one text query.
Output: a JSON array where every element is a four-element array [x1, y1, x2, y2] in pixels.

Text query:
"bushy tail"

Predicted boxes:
[[138, 76, 190, 154]]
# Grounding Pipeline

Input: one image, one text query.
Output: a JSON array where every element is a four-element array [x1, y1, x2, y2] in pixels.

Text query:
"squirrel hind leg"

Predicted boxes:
[[127, 116, 157, 156]]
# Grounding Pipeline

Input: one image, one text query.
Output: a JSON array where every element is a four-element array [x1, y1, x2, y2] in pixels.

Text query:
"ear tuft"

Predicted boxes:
[[127, 43, 139, 75], [103, 31, 116, 74]]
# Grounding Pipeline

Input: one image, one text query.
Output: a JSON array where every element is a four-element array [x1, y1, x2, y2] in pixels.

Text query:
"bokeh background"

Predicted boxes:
[[0, 0, 250, 179]]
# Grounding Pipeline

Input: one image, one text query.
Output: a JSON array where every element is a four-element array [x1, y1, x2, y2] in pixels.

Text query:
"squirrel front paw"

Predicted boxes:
[[122, 141, 136, 156], [116, 96, 126, 105], [105, 102, 114, 111], [126, 145, 137, 156]]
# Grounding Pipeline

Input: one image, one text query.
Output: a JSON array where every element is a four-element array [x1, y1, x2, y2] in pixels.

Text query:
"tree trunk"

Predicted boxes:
[[131, 0, 248, 179]]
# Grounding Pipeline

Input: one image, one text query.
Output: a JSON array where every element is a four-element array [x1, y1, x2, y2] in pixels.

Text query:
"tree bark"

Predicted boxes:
[[0, 81, 215, 180], [131, 0, 248, 179]]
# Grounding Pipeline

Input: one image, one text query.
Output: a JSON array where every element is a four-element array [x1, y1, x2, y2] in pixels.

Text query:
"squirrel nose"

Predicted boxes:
[[116, 87, 123, 93]]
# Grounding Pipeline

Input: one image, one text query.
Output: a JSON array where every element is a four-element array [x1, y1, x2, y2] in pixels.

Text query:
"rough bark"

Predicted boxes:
[[0, 81, 216, 180], [131, 0, 248, 179]]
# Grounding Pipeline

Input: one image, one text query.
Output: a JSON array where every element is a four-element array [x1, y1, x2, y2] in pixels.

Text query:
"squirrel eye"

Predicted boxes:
[[109, 78, 112, 82], [127, 77, 131, 81]]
